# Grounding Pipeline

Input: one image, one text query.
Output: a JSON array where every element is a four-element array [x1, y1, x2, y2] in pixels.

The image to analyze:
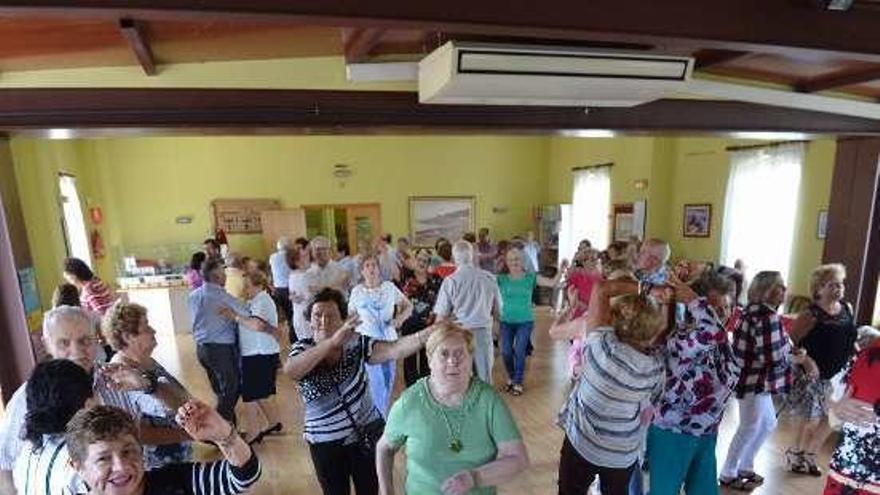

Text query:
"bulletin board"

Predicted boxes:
[[211, 199, 281, 234]]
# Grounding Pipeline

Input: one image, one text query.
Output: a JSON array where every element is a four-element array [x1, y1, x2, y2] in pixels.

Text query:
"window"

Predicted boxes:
[[58, 173, 92, 267], [720, 143, 804, 283], [568, 165, 611, 257]]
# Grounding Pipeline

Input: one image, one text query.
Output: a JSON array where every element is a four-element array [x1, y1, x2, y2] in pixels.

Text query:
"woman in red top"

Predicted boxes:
[[433, 241, 457, 278], [64, 257, 117, 357]]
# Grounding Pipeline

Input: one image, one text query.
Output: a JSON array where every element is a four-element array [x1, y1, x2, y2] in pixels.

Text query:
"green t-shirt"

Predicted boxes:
[[384, 378, 523, 495], [497, 272, 537, 323]]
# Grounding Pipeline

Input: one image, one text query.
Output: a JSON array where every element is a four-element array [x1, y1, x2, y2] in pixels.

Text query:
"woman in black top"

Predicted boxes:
[[397, 249, 443, 386], [67, 401, 260, 495], [786, 263, 858, 476]]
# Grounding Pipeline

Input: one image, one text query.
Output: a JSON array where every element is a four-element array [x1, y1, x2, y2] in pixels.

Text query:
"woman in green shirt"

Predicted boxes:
[[497, 248, 568, 395], [376, 323, 529, 495]]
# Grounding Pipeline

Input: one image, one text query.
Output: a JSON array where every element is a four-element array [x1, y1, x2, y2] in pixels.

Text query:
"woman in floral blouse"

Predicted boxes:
[[398, 249, 443, 386], [648, 271, 740, 495], [822, 335, 879, 495]]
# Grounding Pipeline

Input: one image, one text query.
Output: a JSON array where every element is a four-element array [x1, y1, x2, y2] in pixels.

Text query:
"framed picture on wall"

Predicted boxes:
[[612, 203, 635, 242], [817, 209, 829, 239], [683, 204, 711, 238], [409, 196, 476, 247]]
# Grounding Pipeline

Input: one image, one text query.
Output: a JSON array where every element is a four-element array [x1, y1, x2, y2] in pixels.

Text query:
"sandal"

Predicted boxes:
[[737, 471, 765, 486], [803, 453, 823, 477], [785, 448, 810, 474], [719, 476, 761, 491], [510, 384, 524, 396]]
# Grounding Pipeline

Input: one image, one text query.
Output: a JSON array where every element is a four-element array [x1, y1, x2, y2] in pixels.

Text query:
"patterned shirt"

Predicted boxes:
[[829, 343, 880, 489], [399, 271, 442, 331], [80, 278, 115, 316], [653, 299, 740, 436], [289, 335, 382, 444], [732, 303, 793, 398]]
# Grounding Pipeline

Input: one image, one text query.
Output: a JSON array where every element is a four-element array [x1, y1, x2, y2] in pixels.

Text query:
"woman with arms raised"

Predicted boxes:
[[376, 323, 529, 495], [284, 288, 433, 495]]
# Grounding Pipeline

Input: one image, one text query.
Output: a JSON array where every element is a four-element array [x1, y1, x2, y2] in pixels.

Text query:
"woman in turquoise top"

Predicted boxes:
[[376, 323, 529, 495], [497, 248, 567, 395]]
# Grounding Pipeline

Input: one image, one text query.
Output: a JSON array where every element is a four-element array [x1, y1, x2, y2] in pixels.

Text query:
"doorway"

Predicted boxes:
[[58, 173, 92, 267], [303, 203, 382, 253]]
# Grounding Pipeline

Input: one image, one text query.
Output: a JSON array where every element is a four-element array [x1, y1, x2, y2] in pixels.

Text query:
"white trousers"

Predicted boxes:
[[720, 393, 778, 478]]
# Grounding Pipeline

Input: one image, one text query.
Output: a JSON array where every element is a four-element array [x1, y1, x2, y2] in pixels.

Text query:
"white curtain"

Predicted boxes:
[[720, 143, 804, 283], [570, 166, 611, 254]]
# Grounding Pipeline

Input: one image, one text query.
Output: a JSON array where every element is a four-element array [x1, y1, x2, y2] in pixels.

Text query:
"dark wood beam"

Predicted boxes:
[[118, 18, 156, 76], [694, 50, 750, 69], [796, 66, 880, 92], [2, 1, 880, 62], [0, 88, 879, 135], [344, 28, 386, 63]]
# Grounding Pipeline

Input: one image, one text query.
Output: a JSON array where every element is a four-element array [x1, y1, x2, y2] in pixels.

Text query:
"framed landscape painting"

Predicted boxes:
[[409, 196, 476, 247]]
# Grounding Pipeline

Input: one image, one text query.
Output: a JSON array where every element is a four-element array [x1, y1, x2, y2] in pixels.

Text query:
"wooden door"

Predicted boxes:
[[260, 209, 306, 253], [345, 204, 382, 253]]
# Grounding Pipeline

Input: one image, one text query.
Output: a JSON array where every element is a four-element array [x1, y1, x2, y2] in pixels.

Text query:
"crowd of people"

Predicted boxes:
[[0, 227, 878, 495]]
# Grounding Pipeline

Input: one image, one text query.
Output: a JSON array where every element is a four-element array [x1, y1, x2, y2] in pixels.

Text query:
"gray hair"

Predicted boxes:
[[310, 236, 330, 250], [747, 271, 784, 304], [226, 252, 244, 269], [276, 236, 290, 251], [452, 240, 474, 266], [644, 238, 671, 263], [43, 305, 95, 339]]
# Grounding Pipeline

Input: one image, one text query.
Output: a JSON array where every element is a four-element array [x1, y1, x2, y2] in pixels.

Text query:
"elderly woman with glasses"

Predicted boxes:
[[376, 322, 529, 495], [398, 248, 444, 386]]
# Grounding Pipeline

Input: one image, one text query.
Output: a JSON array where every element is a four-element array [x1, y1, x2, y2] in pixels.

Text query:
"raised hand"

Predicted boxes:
[[98, 363, 150, 392], [441, 470, 475, 495], [175, 399, 232, 443], [667, 272, 698, 304], [330, 314, 361, 348]]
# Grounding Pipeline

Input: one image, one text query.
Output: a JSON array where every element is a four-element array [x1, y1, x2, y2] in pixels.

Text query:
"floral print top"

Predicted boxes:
[[829, 342, 880, 489], [653, 298, 740, 436]]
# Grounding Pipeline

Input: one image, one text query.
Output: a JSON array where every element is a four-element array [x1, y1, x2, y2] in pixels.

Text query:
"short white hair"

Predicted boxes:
[[645, 238, 671, 263], [43, 305, 95, 339], [452, 240, 474, 266], [310, 236, 330, 249], [276, 236, 290, 251]]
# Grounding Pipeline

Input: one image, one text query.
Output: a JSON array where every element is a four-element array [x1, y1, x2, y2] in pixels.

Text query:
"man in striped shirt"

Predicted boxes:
[[67, 402, 261, 495]]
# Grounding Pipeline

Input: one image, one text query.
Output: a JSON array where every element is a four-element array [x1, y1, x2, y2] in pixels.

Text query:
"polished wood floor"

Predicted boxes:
[[154, 308, 832, 495]]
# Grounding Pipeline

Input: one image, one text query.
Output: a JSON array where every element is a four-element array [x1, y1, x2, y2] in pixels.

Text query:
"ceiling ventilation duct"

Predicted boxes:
[[419, 41, 694, 107]]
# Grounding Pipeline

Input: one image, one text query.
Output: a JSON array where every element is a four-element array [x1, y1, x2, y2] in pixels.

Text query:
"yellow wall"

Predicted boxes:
[[546, 136, 837, 294], [82, 134, 550, 259]]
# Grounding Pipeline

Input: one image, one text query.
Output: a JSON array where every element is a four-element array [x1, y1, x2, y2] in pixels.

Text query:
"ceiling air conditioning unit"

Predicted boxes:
[[419, 42, 694, 107]]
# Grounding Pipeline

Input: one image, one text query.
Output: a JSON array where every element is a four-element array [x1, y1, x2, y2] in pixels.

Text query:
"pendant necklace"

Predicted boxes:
[[430, 381, 465, 453]]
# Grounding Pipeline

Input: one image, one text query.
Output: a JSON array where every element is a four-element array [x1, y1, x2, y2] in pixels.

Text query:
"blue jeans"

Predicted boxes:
[[365, 361, 395, 419], [500, 321, 533, 385]]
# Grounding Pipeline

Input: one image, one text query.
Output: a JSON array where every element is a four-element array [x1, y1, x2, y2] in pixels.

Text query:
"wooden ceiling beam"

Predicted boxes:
[[118, 18, 156, 76], [694, 50, 750, 69], [2, 1, 880, 62], [0, 88, 879, 135], [796, 66, 880, 92], [344, 28, 386, 63]]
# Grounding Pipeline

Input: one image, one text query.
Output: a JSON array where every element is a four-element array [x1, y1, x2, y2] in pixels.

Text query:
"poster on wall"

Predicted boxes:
[[409, 196, 476, 247], [17, 266, 42, 331], [211, 198, 281, 234]]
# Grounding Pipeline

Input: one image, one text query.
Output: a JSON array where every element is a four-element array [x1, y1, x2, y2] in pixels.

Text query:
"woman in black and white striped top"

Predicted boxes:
[[67, 401, 261, 495], [284, 288, 434, 495], [13, 359, 94, 495]]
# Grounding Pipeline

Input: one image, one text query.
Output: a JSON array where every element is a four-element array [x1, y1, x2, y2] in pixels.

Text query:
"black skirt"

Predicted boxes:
[[240, 353, 279, 402]]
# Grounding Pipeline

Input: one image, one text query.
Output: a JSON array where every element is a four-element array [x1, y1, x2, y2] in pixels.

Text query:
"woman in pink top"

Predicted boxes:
[[63, 257, 116, 316], [565, 249, 602, 319]]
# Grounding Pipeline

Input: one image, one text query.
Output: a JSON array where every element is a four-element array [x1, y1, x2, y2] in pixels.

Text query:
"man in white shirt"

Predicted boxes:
[[433, 240, 500, 384], [306, 236, 350, 295], [268, 237, 293, 330]]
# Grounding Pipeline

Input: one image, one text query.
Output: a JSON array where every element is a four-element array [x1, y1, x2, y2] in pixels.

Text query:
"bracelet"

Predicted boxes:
[[216, 424, 239, 448]]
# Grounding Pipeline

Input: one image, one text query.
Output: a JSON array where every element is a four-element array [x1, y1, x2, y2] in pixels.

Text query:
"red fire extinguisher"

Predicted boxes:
[[91, 229, 105, 259]]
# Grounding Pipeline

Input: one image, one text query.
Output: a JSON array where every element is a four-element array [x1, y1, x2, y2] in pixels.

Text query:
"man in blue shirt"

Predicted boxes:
[[188, 258, 253, 423]]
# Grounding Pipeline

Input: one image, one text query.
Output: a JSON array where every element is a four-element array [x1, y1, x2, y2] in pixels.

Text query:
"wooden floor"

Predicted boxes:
[[154, 308, 832, 495]]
